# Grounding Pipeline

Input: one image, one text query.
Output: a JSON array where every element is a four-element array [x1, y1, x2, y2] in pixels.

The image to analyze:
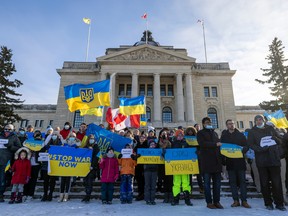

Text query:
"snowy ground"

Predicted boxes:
[[1, 197, 287, 216]]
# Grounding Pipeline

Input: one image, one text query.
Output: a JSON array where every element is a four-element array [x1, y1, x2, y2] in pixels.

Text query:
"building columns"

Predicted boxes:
[[176, 73, 185, 122], [131, 73, 138, 97], [109, 73, 116, 108], [153, 73, 161, 123], [185, 73, 195, 122]]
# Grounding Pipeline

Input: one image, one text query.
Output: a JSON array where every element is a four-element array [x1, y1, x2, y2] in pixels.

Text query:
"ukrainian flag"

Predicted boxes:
[[264, 109, 288, 128], [80, 106, 103, 117], [119, 95, 145, 116], [5, 160, 10, 172], [140, 115, 147, 126], [64, 80, 110, 112]]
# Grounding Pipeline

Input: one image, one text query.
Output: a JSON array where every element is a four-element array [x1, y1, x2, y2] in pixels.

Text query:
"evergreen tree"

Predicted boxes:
[[256, 37, 288, 113], [0, 46, 24, 128]]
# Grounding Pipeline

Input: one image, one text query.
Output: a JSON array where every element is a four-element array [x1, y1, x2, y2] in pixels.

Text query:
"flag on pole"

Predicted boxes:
[[141, 13, 147, 19], [64, 80, 110, 112], [119, 96, 146, 116], [83, 18, 91, 24], [80, 106, 104, 117]]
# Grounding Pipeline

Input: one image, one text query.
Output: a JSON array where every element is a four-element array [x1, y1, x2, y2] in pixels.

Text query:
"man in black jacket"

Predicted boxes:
[[221, 119, 250, 208], [247, 114, 286, 211], [197, 117, 223, 209]]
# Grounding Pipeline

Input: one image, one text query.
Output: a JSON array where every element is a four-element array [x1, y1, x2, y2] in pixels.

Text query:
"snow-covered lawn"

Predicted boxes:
[[0, 197, 286, 216]]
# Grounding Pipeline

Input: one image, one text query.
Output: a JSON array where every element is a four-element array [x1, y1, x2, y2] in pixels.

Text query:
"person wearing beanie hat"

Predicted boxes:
[[170, 129, 192, 206], [99, 146, 119, 204], [17, 127, 28, 146], [247, 114, 286, 211]]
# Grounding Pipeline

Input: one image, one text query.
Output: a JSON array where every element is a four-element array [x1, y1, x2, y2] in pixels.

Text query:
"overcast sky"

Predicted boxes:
[[1, 0, 288, 106]]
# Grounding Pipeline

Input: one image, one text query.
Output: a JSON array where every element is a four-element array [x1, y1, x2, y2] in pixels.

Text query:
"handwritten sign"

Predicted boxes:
[[121, 149, 133, 158], [185, 136, 198, 146], [38, 152, 49, 161], [260, 136, 276, 147], [220, 143, 243, 158], [137, 148, 164, 164], [24, 139, 43, 151], [0, 139, 8, 149], [164, 148, 199, 175]]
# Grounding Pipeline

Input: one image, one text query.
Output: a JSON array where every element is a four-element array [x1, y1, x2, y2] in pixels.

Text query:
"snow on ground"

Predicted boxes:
[[1, 197, 287, 216]]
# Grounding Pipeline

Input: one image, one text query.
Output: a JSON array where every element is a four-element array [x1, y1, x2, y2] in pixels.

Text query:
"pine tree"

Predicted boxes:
[[255, 37, 288, 113], [0, 46, 24, 128]]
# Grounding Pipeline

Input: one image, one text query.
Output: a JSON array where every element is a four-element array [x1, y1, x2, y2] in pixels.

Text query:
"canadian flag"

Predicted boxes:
[[141, 13, 147, 19], [106, 108, 140, 131]]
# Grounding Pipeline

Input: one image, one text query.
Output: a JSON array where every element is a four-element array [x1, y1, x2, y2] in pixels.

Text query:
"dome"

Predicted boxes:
[[133, 30, 160, 46]]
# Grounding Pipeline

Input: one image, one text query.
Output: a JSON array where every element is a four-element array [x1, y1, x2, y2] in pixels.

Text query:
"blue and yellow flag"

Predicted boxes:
[[164, 148, 199, 175], [48, 146, 92, 177], [220, 143, 243, 158], [119, 95, 145, 116], [137, 148, 164, 164], [23, 139, 43, 151], [5, 160, 10, 172], [264, 109, 288, 128], [140, 115, 147, 126], [184, 136, 198, 146], [64, 80, 110, 112], [80, 106, 103, 117], [83, 18, 91, 24]]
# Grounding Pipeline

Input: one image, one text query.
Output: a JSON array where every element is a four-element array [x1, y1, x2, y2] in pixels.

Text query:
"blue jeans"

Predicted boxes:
[[228, 170, 247, 202], [101, 182, 114, 202], [0, 165, 6, 195], [120, 174, 133, 202], [203, 172, 221, 204]]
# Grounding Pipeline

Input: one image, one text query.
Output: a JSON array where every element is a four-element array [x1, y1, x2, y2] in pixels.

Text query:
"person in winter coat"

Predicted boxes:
[[133, 135, 148, 201], [58, 132, 81, 202], [17, 127, 28, 146], [220, 119, 251, 208], [40, 131, 63, 202], [9, 147, 31, 204], [143, 139, 159, 205], [0, 124, 21, 202], [99, 147, 119, 204], [60, 122, 75, 140], [170, 129, 193, 206], [247, 115, 286, 211], [118, 144, 137, 204], [81, 134, 100, 203], [197, 117, 223, 209]]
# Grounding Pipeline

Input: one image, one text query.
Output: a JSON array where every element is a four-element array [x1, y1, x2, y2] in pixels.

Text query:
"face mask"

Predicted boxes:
[[162, 135, 167, 139], [107, 152, 114, 158], [177, 136, 183, 141], [19, 131, 25, 135], [64, 125, 70, 130], [69, 137, 75, 142], [52, 135, 57, 140], [89, 139, 95, 144], [257, 123, 265, 129], [205, 125, 213, 129]]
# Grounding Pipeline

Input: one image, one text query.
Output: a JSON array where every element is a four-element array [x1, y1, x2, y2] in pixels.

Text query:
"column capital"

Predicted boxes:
[[153, 72, 160, 77]]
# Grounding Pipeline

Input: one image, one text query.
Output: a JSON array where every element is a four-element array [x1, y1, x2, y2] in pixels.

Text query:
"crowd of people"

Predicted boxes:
[[0, 114, 287, 211]]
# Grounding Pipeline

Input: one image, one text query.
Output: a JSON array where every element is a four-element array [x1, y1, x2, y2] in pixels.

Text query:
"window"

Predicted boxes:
[[126, 84, 132, 96], [20, 119, 29, 128], [239, 121, 244, 129], [160, 84, 166, 96], [34, 120, 39, 127], [204, 87, 210, 97], [249, 121, 253, 128], [167, 85, 174, 96], [146, 107, 151, 122], [73, 111, 84, 128], [237, 121, 240, 128], [147, 84, 153, 96], [139, 84, 145, 96], [119, 84, 125, 96], [162, 107, 172, 123], [212, 87, 218, 97], [49, 120, 54, 127], [207, 108, 218, 128], [39, 120, 44, 127]]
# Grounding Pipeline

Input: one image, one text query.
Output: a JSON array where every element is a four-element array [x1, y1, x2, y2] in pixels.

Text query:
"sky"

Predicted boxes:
[[1, 0, 288, 106]]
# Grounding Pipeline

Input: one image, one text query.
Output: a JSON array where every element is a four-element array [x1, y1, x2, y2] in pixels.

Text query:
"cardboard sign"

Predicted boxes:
[[38, 152, 49, 161], [185, 136, 198, 146], [0, 139, 8, 149], [121, 149, 133, 158], [260, 136, 277, 147], [137, 148, 164, 164]]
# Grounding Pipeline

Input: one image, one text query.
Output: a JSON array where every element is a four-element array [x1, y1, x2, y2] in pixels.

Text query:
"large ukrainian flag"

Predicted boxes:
[[264, 109, 288, 128], [64, 80, 110, 112], [119, 95, 145, 116], [80, 106, 103, 117]]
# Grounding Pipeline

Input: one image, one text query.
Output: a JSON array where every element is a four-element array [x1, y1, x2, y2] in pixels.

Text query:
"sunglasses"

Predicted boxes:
[[4, 128, 12, 131]]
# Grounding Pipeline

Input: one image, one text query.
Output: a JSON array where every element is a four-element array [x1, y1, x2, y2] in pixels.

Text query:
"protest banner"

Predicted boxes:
[[137, 148, 164, 164], [220, 143, 243, 158], [184, 136, 198, 146]]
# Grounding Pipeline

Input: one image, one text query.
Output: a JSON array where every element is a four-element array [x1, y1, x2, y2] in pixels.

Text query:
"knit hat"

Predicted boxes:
[[175, 129, 184, 137], [46, 127, 53, 134], [106, 146, 114, 153], [254, 114, 265, 123], [148, 139, 156, 147]]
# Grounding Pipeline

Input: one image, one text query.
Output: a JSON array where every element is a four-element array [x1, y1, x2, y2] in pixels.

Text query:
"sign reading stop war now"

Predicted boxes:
[[164, 148, 199, 175], [137, 148, 164, 164]]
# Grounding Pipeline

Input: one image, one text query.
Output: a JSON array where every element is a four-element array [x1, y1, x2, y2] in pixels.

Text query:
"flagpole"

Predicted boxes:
[[146, 17, 148, 44], [85, 20, 91, 62], [201, 20, 208, 64]]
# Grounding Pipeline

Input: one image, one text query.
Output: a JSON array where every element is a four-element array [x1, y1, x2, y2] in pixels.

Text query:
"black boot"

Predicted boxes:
[[163, 192, 169, 203], [0, 194, 4, 202], [15, 192, 23, 204], [171, 194, 180, 206], [47, 192, 53, 201], [8, 192, 16, 204], [183, 191, 193, 206], [81, 195, 90, 203], [168, 192, 173, 203], [41, 194, 48, 202]]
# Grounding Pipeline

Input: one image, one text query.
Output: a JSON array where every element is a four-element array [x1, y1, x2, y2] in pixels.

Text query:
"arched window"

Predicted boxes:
[[162, 107, 172, 123], [141, 107, 151, 123], [207, 108, 218, 128], [73, 110, 84, 128]]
